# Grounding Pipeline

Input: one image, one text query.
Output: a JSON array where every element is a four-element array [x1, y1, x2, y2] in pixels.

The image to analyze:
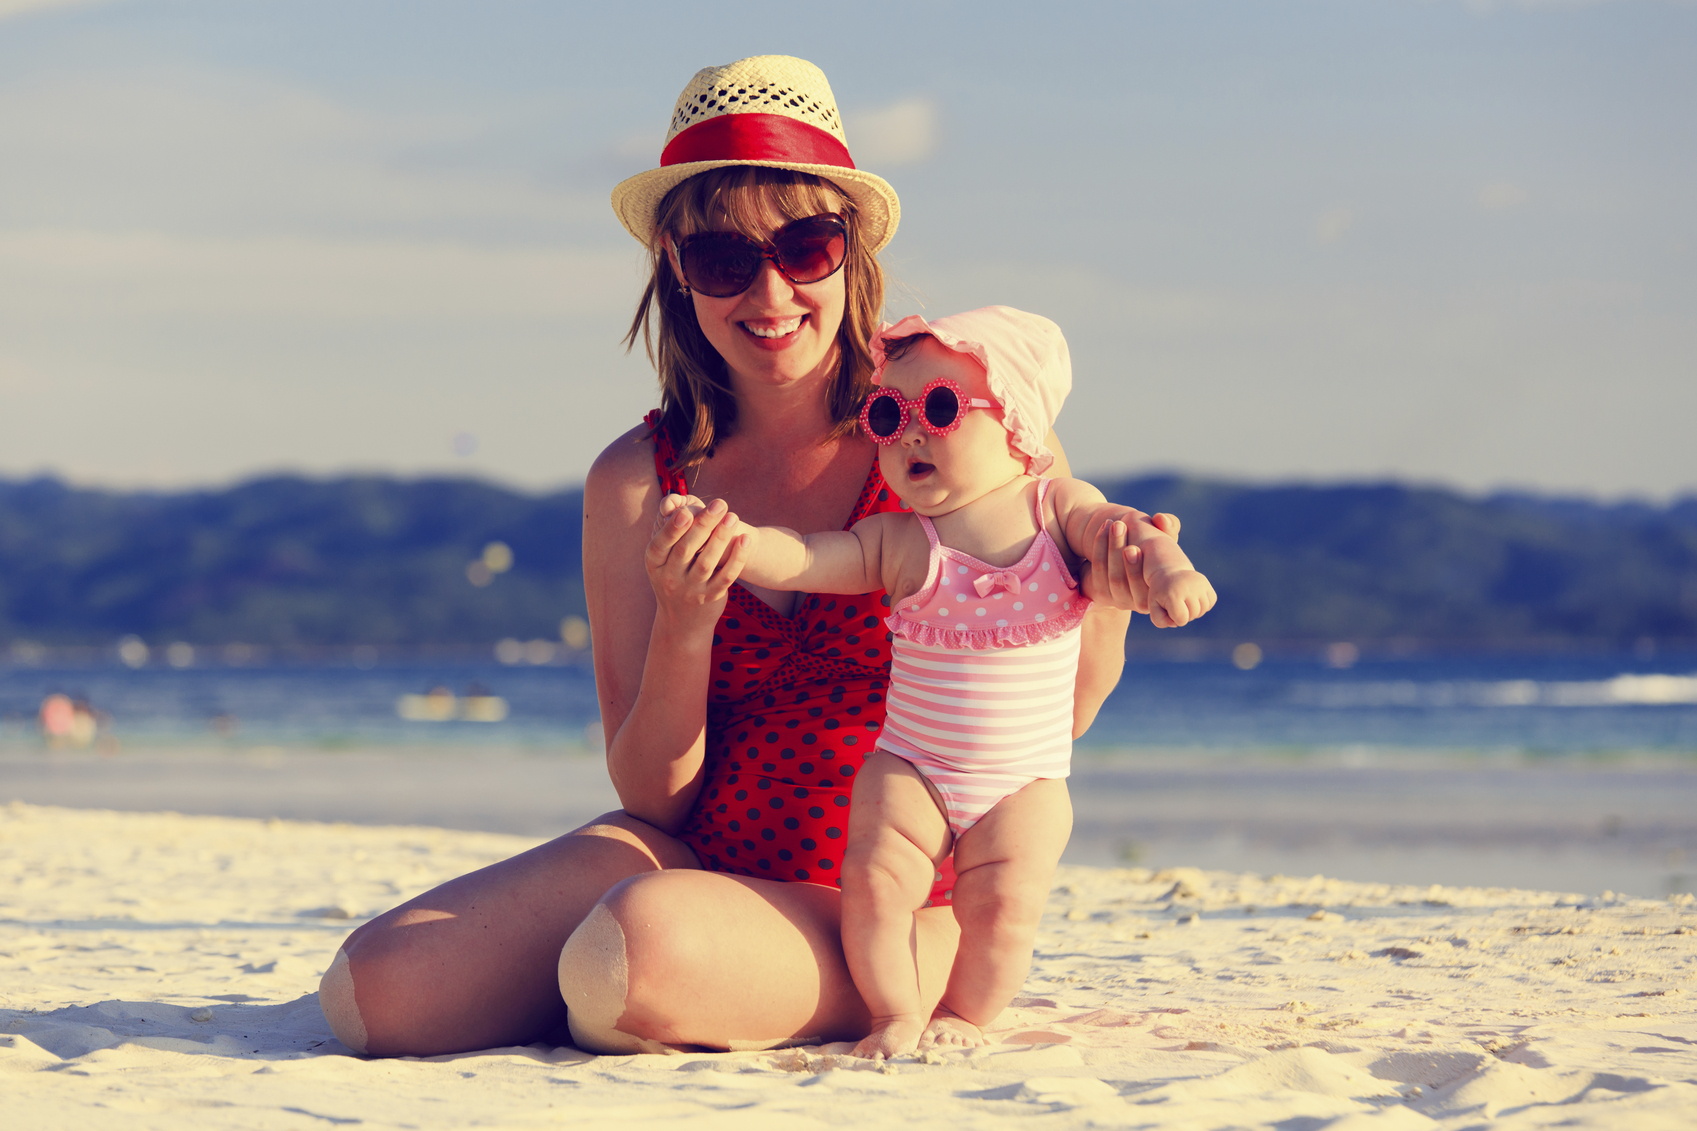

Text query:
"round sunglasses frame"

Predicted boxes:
[[859, 377, 995, 446], [673, 214, 849, 298]]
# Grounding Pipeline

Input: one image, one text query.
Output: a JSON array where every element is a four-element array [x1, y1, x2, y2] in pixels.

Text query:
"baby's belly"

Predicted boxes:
[[882, 633, 1080, 775]]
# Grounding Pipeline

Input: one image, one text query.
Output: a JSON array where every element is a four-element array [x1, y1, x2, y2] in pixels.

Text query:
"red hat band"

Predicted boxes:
[[660, 113, 855, 171]]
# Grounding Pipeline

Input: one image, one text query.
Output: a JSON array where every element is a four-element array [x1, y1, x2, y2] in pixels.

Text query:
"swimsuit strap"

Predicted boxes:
[[910, 509, 945, 603], [643, 409, 690, 495], [1033, 475, 1053, 525], [913, 510, 941, 551]]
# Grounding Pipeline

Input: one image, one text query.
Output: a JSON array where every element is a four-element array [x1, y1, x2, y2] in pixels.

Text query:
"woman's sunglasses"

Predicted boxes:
[[674, 214, 848, 298], [859, 378, 995, 445]]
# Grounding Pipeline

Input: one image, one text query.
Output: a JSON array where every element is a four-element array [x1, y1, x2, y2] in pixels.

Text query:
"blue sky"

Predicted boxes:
[[1, 0, 1692, 497]]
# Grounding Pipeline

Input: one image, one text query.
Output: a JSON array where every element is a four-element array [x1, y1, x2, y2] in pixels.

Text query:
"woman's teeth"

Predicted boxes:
[[744, 317, 803, 339]]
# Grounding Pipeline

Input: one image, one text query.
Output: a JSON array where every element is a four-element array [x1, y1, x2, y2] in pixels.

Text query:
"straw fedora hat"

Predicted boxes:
[[610, 55, 901, 252]]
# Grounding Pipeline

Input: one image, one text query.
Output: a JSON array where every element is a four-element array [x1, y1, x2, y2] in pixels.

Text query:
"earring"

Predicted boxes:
[[678, 283, 691, 295]]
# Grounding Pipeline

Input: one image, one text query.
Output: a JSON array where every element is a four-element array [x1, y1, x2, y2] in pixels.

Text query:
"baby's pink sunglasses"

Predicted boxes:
[[859, 378, 995, 445]]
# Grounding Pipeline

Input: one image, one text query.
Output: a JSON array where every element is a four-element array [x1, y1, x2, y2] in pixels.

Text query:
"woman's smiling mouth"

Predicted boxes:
[[741, 316, 804, 339]]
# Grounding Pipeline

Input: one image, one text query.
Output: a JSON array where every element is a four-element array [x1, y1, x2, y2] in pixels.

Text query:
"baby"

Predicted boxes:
[[663, 306, 1215, 1058]]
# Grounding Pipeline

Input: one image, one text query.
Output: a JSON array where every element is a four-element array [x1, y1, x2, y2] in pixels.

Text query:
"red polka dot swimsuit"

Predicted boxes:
[[646, 412, 956, 906]]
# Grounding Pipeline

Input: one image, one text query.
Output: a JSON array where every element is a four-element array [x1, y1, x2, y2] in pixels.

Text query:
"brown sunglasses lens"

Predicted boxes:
[[680, 216, 846, 297], [771, 217, 846, 283]]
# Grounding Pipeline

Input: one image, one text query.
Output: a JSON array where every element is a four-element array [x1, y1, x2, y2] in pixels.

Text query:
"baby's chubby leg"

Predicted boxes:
[[925, 778, 1072, 1049], [840, 750, 952, 1059]]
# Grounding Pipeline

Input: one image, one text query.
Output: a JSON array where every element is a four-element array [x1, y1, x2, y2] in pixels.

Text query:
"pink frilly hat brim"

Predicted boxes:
[[871, 306, 1072, 476]]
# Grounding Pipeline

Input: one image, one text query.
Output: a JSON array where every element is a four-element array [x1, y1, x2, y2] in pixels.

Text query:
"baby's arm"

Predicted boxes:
[[656, 494, 888, 596], [1048, 480, 1217, 628]]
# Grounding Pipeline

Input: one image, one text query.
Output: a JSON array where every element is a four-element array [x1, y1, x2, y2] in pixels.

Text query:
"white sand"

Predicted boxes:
[[4, 801, 1694, 1129]]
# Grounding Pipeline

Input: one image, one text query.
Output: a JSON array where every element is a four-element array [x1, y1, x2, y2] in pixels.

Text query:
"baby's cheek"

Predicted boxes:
[[877, 445, 909, 487], [957, 418, 1028, 479]]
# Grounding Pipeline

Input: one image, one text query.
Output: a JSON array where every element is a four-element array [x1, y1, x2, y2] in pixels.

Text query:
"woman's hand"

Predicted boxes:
[[1077, 511, 1180, 613], [646, 493, 749, 634]]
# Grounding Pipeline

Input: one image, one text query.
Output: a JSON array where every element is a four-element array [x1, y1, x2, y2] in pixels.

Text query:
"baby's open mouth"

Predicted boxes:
[[906, 460, 935, 479]]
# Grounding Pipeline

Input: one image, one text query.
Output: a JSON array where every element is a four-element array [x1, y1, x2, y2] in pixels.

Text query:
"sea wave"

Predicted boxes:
[[1290, 673, 1697, 709]]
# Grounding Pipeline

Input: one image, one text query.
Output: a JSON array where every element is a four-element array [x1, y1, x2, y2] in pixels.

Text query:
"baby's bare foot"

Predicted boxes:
[[919, 1012, 985, 1050], [851, 1017, 926, 1060]]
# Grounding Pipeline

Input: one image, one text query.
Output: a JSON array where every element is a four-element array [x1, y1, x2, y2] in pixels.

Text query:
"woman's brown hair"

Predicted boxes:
[[624, 167, 886, 474]]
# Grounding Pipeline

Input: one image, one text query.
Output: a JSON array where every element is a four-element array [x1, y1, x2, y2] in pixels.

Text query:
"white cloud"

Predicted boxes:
[[0, 229, 645, 321], [0, 228, 660, 490], [0, 0, 117, 20], [0, 68, 602, 241], [1464, 0, 1638, 10], [844, 98, 939, 167], [890, 258, 1697, 498], [1314, 206, 1355, 244], [1478, 181, 1530, 209]]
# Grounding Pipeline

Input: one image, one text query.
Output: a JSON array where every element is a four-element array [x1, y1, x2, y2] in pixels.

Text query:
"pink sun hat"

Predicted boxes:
[[872, 306, 1072, 476]]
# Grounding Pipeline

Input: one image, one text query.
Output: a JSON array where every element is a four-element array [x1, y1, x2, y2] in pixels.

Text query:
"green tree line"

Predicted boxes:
[[2, 474, 1694, 648]]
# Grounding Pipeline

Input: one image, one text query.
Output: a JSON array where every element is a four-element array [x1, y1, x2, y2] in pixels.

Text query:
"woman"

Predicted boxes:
[[319, 55, 1174, 1057]]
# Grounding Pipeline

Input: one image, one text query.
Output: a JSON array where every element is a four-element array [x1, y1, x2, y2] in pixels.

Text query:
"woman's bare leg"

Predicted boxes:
[[836, 751, 951, 1058], [321, 811, 698, 1057], [560, 867, 961, 1053], [924, 778, 1072, 1048]]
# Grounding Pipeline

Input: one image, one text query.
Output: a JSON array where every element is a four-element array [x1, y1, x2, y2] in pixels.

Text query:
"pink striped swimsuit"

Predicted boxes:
[[879, 478, 1092, 835]]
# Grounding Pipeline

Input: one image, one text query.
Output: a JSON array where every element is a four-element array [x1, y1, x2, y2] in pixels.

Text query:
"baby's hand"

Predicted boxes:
[[655, 493, 745, 542], [654, 492, 708, 536], [1147, 568, 1217, 629]]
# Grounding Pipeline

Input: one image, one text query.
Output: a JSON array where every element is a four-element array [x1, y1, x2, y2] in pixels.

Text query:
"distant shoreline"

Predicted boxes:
[[4, 473, 1695, 650]]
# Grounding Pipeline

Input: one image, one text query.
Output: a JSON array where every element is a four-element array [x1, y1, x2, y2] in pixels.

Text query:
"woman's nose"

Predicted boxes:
[[744, 257, 793, 303]]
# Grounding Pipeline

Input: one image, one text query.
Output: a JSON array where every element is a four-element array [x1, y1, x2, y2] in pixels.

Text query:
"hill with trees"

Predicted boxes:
[[2, 474, 1693, 652]]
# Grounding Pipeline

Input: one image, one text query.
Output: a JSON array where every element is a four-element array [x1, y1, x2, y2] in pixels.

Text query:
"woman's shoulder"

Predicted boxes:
[[587, 423, 662, 498], [585, 422, 669, 537]]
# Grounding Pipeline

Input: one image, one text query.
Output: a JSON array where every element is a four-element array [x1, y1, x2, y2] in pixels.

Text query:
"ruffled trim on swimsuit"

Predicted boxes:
[[884, 597, 1091, 650]]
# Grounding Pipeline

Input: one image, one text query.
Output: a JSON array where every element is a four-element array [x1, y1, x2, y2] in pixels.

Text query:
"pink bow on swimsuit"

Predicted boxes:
[[972, 570, 1022, 598]]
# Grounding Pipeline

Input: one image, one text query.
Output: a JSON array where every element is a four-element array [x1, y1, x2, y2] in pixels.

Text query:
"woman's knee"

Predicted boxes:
[[318, 947, 368, 1053], [558, 872, 712, 1053], [317, 906, 459, 1056]]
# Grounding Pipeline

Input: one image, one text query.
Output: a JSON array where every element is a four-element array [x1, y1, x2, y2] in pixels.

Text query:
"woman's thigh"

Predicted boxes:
[[333, 811, 699, 1057], [562, 868, 961, 1051]]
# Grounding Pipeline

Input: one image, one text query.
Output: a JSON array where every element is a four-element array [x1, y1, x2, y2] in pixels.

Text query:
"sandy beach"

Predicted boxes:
[[4, 799, 1694, 1129]]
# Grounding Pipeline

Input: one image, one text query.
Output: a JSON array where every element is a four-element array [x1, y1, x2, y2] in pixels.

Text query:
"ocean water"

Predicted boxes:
[[4, 651, 1694, 898], [2, 651, 1694, 753]]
